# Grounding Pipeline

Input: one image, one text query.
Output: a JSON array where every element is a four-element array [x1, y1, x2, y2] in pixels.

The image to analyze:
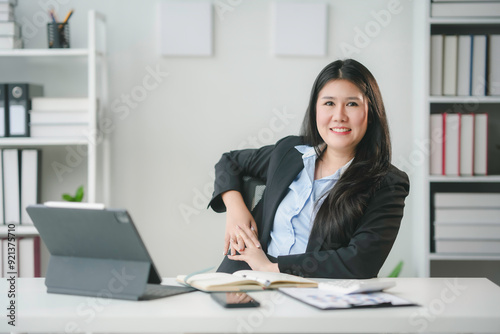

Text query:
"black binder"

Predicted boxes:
[[7, 83, 43, 137], [0, 84, 8, 137], [26, 204, 195, 300]]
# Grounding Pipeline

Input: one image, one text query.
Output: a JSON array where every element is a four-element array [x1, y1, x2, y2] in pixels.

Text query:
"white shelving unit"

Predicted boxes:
[[0, 48, 90, 57], [0, 11, 108, 238], [414, 2, 500, 283], [429, 96, 500, 103]]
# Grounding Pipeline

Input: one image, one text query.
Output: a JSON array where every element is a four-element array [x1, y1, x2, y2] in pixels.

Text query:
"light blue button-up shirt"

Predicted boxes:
[[267, 145, 352, 257]]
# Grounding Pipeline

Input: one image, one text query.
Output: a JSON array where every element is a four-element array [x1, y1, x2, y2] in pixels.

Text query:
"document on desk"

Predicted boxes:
[[177, 270, 318, 292], [279, 288, 418, 310]]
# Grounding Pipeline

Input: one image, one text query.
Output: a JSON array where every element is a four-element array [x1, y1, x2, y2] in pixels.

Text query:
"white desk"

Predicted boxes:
[[2, 277, 500, 333]]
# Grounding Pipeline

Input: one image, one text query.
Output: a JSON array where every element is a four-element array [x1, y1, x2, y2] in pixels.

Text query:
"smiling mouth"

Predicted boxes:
[[331, 127, 351, 133]]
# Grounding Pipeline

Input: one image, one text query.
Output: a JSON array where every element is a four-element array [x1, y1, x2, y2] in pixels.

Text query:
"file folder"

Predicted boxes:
[[20, 149, 40, 224], [3, 149, 20, 224], [7, 83, 43, 137]]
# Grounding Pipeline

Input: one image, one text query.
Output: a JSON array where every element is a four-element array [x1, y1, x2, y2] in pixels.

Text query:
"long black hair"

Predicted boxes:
[[300, 59, 391, 247]]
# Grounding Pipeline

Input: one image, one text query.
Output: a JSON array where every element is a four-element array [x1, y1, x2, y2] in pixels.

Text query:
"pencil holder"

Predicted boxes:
[[47, 22, 70, 48]]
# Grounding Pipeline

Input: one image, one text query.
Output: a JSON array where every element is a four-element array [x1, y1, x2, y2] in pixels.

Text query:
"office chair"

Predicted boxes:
[[241, 176, 266, 211]]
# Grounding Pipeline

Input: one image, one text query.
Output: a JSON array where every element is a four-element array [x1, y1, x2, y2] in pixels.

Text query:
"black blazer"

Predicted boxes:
[[209, 136, 410, 278]]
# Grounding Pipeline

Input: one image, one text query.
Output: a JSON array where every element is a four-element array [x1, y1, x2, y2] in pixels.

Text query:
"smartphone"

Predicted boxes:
[[210, 292, 260, 308]]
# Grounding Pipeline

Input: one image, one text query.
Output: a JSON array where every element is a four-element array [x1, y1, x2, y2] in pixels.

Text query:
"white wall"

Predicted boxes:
[[6, 0, 417, 277]]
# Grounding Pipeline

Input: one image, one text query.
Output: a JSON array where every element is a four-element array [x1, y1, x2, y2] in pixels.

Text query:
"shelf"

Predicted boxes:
[[0, 48, 89, 57], [0, 225, 38, 237], [430, 18, 500, 25], [429, 175, 500, 183], [418, 1, 500, 280], [0, 137, 90, 147], [429, 96, 500, 104], [430, 254, 500, 261]]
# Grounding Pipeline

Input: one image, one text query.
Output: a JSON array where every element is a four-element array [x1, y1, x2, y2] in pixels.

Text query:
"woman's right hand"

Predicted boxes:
[[222, 191, 261, 256]]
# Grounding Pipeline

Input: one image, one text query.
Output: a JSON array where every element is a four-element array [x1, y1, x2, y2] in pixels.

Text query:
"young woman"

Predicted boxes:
[[208, 59, 409, 278]]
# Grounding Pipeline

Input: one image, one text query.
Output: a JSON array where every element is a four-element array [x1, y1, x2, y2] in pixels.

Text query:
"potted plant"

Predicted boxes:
[[62, 185, 84, 202]]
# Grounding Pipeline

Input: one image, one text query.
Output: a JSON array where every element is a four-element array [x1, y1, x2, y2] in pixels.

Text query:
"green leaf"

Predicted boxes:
[[62, 194, 75, 202], [388, 260, 404, 278], [61, 185, 84, 202], [74, 185, 84, 202]]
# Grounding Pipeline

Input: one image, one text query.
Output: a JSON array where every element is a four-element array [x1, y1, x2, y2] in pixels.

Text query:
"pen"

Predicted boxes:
[[62, 9, 73, 24], [241, 274, 271, 287], [59, 9, 73, 30], [49, 9, 56, 23]]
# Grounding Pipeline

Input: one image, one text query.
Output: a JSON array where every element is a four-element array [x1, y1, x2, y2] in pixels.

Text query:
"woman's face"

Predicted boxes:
[[315, 79, 369, 158]]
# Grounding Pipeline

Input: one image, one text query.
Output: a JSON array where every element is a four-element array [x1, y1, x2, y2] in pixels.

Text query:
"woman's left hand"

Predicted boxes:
[[228, 226, 279, 272]]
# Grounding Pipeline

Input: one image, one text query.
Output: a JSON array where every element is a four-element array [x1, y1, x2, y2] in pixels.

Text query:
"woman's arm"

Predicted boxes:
[[209, 135, 303, 212], [208, 144, 275, 213], [277, 168, 410, 278], [209, 137, 292, 255]]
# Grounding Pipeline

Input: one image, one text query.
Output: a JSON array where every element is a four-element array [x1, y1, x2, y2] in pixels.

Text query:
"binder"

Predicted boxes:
[[20, 149, 40, 225], [430, 114, 444, 175], [19, 237, 41, 277], [457, 35, 472, 96], [459, 114, 474, 176], [443, 35, 458, 96], [7, 84, 43, 137], [471, 35, 487, 96], [489, 35, 500, 96], [430, 35, 444, 96], [474, 113, 488, 175], [443, 113, 461, 176], [3, 149, 20, 224], [0, 84, 7, 137]]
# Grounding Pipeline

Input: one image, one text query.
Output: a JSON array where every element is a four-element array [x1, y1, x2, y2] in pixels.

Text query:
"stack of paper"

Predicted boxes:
[[431, 2, 500, 18], [0, 0, 22, 49], [434, 193, 500, 254], [29, 97, 89, 138]]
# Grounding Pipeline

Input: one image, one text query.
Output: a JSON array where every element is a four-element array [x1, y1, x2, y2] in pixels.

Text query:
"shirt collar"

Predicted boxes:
[[295, 145, 353, 180], [295, 145, 316, 158]]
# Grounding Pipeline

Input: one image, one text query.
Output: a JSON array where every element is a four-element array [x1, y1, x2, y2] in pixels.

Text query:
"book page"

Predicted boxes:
[[177, 272, 259, 291], [176, 270, 318, 291], [233, 270, 318, 286]]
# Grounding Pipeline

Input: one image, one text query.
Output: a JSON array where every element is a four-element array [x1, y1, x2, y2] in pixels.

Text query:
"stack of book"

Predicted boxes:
[[434, 192, 500, 254], [29, 97, 89, 138], [0, 0, 21, 49], [430, 112, 488, 176], [430, 34, 500, 96], [1, 236, 41, 277]]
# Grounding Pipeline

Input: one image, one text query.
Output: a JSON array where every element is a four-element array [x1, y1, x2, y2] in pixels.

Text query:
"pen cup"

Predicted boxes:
[[47, 22, 70, 48]]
